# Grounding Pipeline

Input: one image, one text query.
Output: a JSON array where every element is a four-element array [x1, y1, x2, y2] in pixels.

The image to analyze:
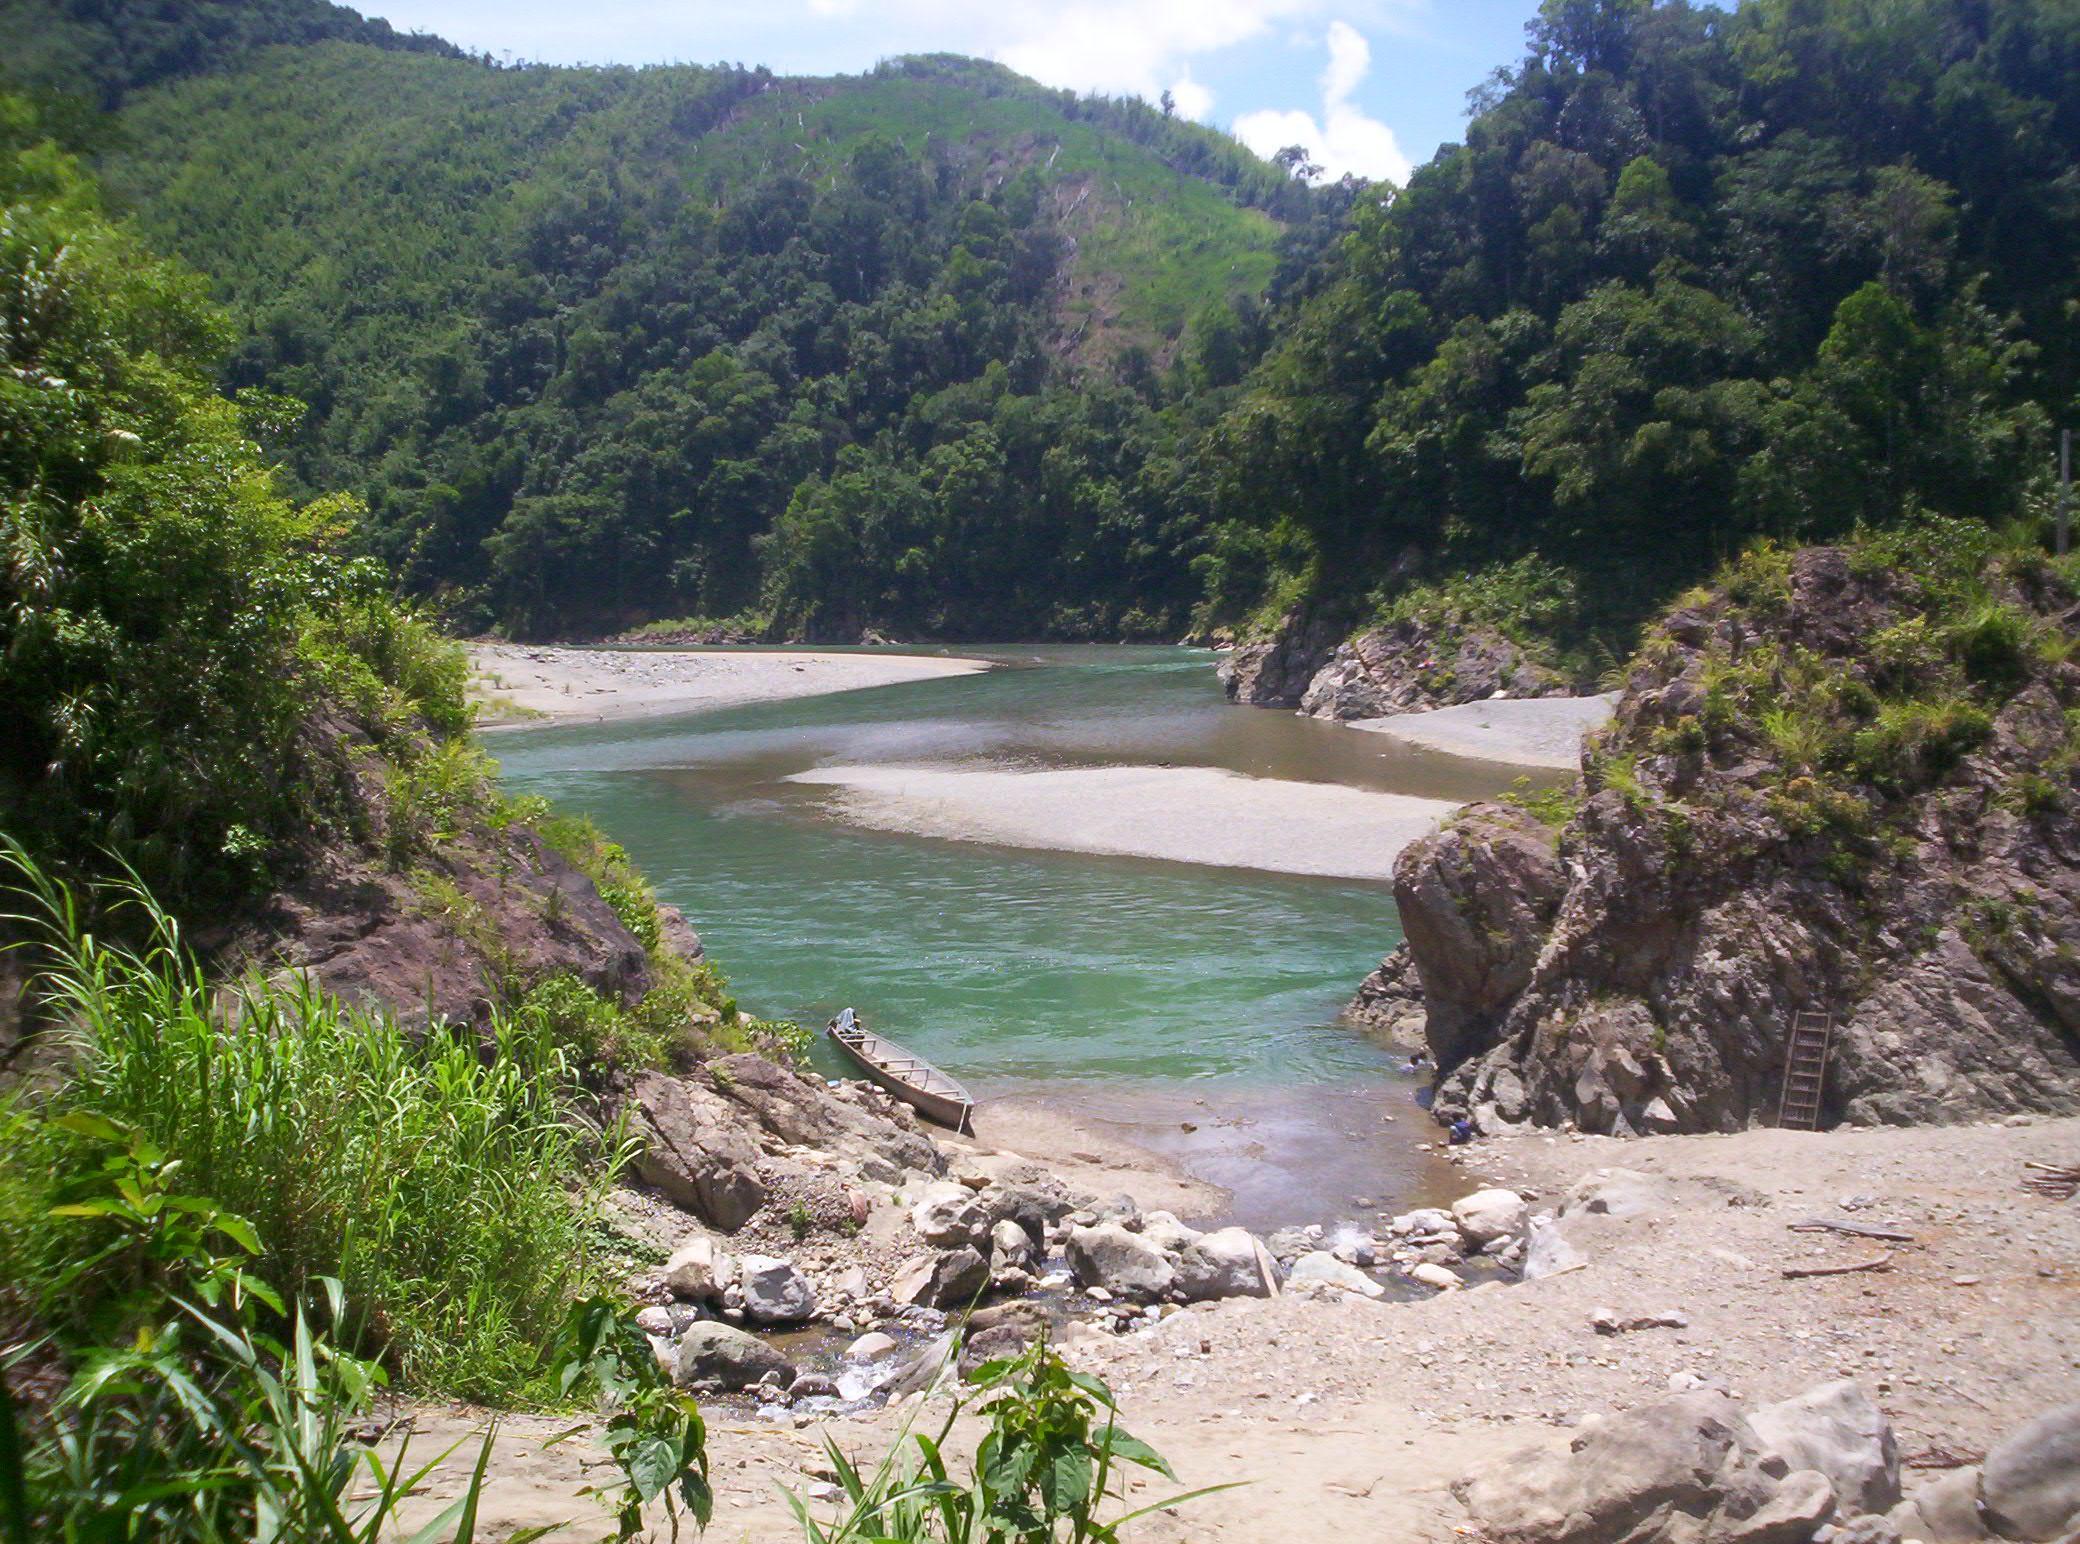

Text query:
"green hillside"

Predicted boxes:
[[3, 5, 1297, 637]]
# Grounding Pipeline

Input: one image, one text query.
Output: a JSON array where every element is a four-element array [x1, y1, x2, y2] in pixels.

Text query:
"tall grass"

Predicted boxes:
[[2, 846, 619, 1402]]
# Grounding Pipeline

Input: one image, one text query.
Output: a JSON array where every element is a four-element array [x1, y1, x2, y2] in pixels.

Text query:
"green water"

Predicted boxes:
[[488, 646, 1519, 1223]]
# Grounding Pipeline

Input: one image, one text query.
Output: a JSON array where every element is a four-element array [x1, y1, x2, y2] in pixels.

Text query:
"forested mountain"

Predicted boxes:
[[3, 0, 1302, 638], [5, 0, 2077, 649], [1199, 0, 2080, 659]]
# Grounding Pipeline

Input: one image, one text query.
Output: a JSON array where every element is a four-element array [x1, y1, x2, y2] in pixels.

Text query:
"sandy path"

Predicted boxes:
[[468, 643, 987, 728], [786, 763, 1456, 881], [1349, 692, 1618, 770]]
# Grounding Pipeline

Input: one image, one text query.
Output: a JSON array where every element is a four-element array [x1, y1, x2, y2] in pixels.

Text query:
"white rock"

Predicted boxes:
[[1451, 1188, 1527, 1247], [1288, 1251, 1385, 1298], [844, 1331, 899, 1363], [1522, 1214, 1589, 1279], [664, 1236, 735, 1304], [989, 1218, 1036, 1272], [1138, 1210, 1204, 1253], [910, 1184, 989, 1248], [1176, 1227, 1279, 1302], [1410, 1262, 1461, 1291], [1390, 1207, 1456, 1238]]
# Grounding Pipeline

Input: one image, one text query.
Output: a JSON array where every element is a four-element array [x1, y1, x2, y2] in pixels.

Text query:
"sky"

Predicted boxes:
[[357, 0, 1551, 183]]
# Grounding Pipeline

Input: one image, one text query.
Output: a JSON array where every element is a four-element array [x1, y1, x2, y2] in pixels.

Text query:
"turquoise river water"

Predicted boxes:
[[488, 646, 1525, 1227]]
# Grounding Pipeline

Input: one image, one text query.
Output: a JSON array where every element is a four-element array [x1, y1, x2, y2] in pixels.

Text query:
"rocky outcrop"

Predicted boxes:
[[250, 821, 653, 1031], [1393, 805, 1567, 1073], [1402, 544, 2080, 1134], [1299, 618, 1569, 720], [1215, 609, 1345, 707], [1341, 943, 1428, 1048], [1217, 601, 1571, 719], [700, 1052, 943, 1178], [629, 1072, 769, 1230]]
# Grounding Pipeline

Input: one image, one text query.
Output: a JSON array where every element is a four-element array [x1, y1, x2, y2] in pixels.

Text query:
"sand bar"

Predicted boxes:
[[787, 762, 1456, 881], [468, 643, 987, 728], [1349, 691, 1618, 770]]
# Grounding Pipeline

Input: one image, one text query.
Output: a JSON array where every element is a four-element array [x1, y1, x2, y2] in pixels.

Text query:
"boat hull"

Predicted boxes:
[[826, 1014, 973, 1133]]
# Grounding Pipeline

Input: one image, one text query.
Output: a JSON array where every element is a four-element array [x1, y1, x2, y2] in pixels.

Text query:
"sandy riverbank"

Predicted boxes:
[[787, 762, 1458, 882], [1349, 692, 1619, 770], [468, 643, 988, 727], [397, 1113, 2080, 1542]]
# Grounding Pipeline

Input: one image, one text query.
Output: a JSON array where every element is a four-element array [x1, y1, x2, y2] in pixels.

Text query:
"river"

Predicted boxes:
[[489, 645, 1528, 1229]]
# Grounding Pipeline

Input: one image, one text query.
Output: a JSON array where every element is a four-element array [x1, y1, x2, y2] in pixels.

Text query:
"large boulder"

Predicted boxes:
[[703, 1053, 944, 1175], [736, 1255, 817, 1324], [1981, 1402, 2080, 1541], [1452, 1188, 1528, 1247], [629, 1072, 767, 1231], [1458, 1389, 1831, 1544], [1137, 1211, 1203, 1254], [673, 1322, 792, 1391], [663, 1235, 735, 1305], [1065, 1223, 1175, 1302], [1522, 1214, 1590, 1280], [888, 1247, 990, 1311], [910, 1184, 990, 1249], [1176, 1228, 1279, 1302], [1394, 805, 1567, 1074], [1747, 1380, 1899, 1518]]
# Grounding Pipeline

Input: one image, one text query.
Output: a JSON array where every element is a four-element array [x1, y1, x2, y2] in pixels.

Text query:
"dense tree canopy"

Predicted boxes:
[[1200, 0, 2077, 642], [5, 0, 2076, 651]]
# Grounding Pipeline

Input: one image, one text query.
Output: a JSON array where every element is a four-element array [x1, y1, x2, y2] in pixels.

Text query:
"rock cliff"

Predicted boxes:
[[1219, 607, 1569, 718], [1385, 537, 2080, 1133]]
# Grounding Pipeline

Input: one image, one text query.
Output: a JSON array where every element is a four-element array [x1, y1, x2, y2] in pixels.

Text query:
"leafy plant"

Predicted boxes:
[[549, 1297, 712, 1541], [788, 1337, 1233, 1543]]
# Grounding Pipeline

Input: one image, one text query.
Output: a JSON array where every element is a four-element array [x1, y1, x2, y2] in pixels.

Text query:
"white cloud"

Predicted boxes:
[[1167, 74, 1217, 121], [1233, 19, 1410, 183]]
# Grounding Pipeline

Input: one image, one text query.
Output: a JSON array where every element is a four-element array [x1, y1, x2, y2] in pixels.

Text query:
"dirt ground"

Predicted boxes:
[[389, 1114, 2080, 1542]]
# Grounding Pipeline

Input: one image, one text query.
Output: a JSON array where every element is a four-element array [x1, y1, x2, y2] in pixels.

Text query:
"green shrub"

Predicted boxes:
[[3, 847, 616, 1402], [1943, 601, 2034, 693]]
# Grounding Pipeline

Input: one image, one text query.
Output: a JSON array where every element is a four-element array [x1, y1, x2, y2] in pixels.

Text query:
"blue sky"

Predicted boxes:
[[358, 1, 1550, 182]]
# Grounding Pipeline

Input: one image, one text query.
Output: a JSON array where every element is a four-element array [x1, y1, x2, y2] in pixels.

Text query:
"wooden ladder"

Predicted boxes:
[[1777, 1011, 1833, 1130]]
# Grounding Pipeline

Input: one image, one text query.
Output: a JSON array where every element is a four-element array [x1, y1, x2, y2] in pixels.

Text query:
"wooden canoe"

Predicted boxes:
[[826, 1008, 974, 1133]]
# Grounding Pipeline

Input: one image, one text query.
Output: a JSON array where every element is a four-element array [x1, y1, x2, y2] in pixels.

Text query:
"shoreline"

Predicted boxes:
[[467, 642, 989, 729]]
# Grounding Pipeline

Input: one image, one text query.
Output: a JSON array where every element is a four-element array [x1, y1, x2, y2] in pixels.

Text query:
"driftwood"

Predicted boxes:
[[2022, 1162, 2079, 1200], [1788, 1218, 1916, 1242], [1782, 1251, 1893, 1279]]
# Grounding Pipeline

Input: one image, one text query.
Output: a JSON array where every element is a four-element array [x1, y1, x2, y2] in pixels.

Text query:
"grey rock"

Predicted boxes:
[[1289, 1251, 1385, 1298], [989, 1218, 1036, 1272], [888, 1247, 990, 1311], [845, 1331, 898, 1363], [1982, 1402, 2080, 1541], [630, 1072, 767, 1231], [1748, 1380, 1899, 1518], [1717, 1469, 1838, 1544], [663, 1235, 735, 1304], [1886, 1467, 1987, 1544], [1522, 1214, 1590, 1279], [910, 1184, 990, 1249], [737, 1255, 817, 1324], [1457, 1389, 1820, 1544], [1452, 1187, 1527, 1246], [1176, 1227, 1279, 1302], [1563, 1169, 1674, 1220], [1065, 1223, 1174, 1302], [1138, 1210, 1203, 1253], [703, 1052, 944, 1176], [673, 1322, 792, 1391]]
